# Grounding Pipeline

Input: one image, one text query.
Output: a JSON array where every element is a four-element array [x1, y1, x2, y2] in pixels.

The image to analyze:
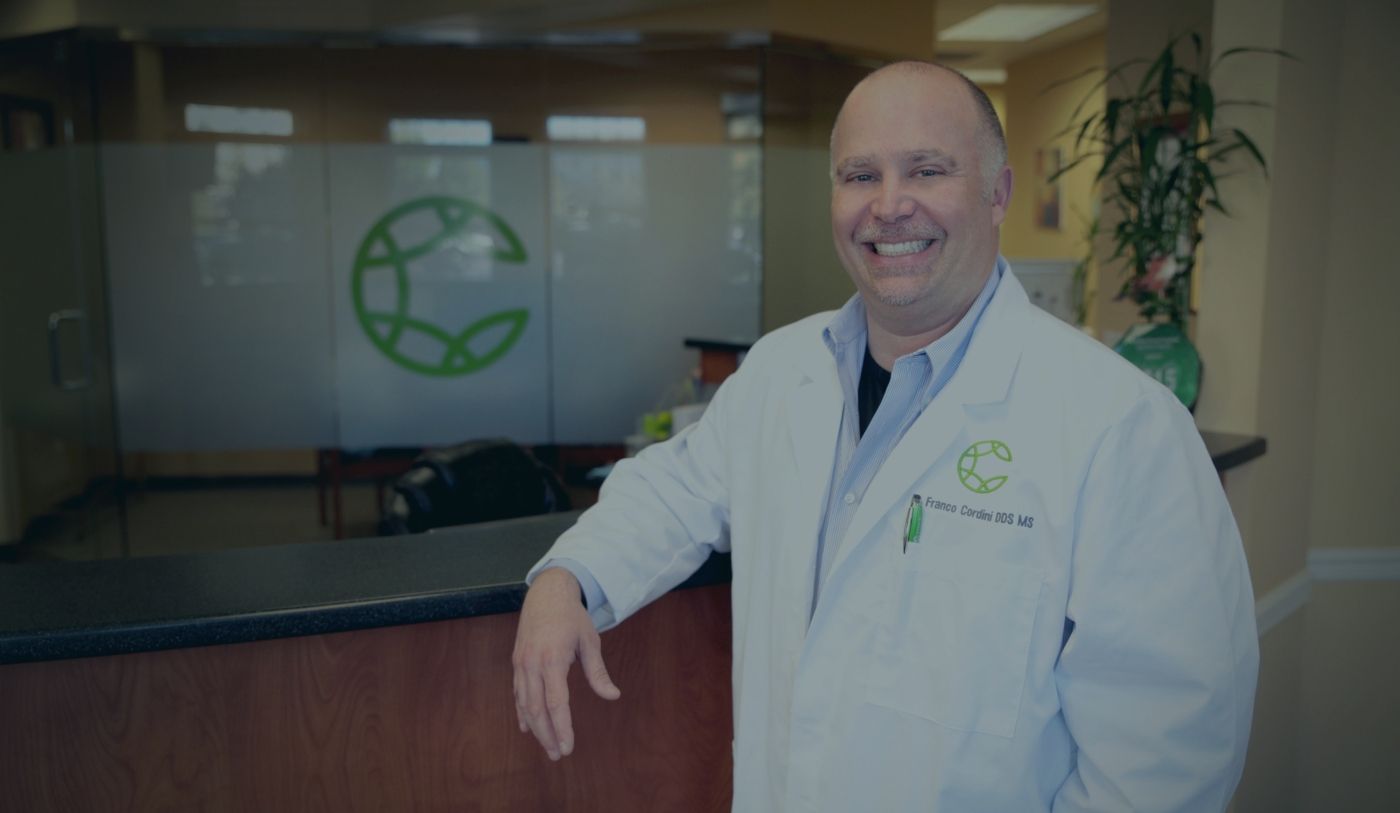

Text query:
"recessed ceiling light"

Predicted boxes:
[[961, 68, 1009, 84], [389, 118, 493, 146], [184, 104, 294, 137], [939, 4, 1098, 42], [546, 116, 646, 142]]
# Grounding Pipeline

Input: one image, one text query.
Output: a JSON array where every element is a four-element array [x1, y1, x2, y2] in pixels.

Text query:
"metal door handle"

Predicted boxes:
[[47, 309, 92, 391]]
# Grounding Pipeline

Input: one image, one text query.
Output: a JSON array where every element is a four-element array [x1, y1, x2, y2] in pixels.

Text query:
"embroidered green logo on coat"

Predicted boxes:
[[957, 440, 1012, 494]]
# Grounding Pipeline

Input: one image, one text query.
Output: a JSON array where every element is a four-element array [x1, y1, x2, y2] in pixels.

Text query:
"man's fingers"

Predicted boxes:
[[512, 669, 529, 734], [544, 664, 575, 757], [579, 633, 621, 700], [524, 665, 562, 760]]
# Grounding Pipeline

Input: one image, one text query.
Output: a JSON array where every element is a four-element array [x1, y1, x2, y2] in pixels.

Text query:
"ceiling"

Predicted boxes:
[[388, 0, 1106, 77], [10, 0, 1107, 80], [933, 0, 1106, 76]]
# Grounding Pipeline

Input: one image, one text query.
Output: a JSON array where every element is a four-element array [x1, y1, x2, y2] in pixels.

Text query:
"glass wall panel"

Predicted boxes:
[[102, 142, 337, 451], [327, 144, 552, 447], [3, 32, 858, 558], [549, 144, 760, 442]]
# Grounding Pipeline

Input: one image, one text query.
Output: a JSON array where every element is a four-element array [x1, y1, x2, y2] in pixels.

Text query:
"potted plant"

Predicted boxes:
[[1052, 32, 1290, 408]]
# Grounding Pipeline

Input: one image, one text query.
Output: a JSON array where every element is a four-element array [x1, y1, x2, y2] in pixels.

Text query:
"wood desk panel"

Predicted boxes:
[[0, 585, 733, 812]]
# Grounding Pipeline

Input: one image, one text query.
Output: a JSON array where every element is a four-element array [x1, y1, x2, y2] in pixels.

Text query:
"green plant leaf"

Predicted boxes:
[[1194, 79, 1215, 130], [1074, 114, 1097, 151], [1138, 37, 1172, 96], [1047, 152, 1100, 183], [1140, 126, 1164, 173], [1213, 46, 1298, 68], [1232, 128, 1269, 175], [1040, 65, 1105, 95], [1160, 45, 1176, 113], [1215, 99, 1274, 110], [1114, 177, 1139, 205], [1070, 58, 1150, 122], [1104, 98, 1123, 142], [1196, 162, 1222, 204], [1206, 141, 1247, 162], [1095, 139, 1132, 181]]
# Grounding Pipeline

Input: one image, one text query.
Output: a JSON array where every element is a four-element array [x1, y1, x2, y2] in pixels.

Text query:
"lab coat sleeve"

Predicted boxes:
[[525, 358, 744, 631], [1051, 391, 1259, 813]]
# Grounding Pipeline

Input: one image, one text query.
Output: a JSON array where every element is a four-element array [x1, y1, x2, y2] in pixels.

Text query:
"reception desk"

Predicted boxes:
[[0, 433, 1263, 811]]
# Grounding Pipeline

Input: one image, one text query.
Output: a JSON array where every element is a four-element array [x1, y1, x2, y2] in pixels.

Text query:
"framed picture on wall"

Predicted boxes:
[[1034, 146, 1062, 231], [1, 95, 56, 152]]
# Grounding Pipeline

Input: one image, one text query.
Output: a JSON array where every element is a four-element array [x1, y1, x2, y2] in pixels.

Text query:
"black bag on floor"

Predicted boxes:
[[379, 439, 570, 535]]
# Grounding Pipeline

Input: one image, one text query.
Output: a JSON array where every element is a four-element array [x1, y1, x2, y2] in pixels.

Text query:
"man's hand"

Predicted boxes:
[[512, 567, 621, 760]]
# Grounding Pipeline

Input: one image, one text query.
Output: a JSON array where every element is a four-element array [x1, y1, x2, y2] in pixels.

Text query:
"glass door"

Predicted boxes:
[[0, 31, 126, 562]]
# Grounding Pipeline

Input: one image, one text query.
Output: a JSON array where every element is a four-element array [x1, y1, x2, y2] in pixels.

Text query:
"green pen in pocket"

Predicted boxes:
[[903, 494, 923, 553]]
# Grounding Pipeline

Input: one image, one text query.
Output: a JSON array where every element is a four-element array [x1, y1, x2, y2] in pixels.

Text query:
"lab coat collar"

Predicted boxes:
[[783, 348, 846, 619]]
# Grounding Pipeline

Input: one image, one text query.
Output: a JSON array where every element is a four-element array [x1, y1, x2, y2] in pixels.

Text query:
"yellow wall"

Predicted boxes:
[[999, 33, 1105, 326], [1307, 0, 1400, 552], [1001, 34, 1104, 260], [1193, 0, 1400, 808], [980, 83, 1006, 136], [1294, 2, 1400, 798]]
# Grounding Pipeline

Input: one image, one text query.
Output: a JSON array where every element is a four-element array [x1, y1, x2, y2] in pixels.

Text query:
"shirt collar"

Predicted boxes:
[[822, 255, 1005, 366]]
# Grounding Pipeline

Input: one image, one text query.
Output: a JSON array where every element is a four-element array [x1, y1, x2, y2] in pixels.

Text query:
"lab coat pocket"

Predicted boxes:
[[867, 546, 1043, 738]]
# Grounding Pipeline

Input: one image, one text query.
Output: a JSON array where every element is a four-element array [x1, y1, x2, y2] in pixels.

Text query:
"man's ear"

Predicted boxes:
[[990, 165, 1014, 227]]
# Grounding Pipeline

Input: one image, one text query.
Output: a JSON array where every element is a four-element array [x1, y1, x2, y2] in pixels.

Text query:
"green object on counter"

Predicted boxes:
[[1114, 323, 1201, 410], [642, 411, 672, 441]]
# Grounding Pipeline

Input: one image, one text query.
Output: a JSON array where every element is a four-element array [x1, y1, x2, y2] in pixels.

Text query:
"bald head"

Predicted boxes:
[[832, 61, 1007, 197]]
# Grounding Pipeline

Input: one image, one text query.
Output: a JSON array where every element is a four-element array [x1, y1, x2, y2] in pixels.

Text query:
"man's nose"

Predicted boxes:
[[870, 179, 915, 222]]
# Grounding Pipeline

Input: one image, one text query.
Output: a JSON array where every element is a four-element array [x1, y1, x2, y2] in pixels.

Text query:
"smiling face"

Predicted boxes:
[[830, 66, 1012, 336]]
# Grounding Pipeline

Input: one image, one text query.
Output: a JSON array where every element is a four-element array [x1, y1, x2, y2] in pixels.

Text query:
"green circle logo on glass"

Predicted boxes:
[[351, 196, 529, 377], [957, 440, 1012, 494]]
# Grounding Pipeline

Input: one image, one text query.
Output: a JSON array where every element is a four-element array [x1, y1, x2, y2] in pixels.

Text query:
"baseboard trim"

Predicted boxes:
[[1252, 548, 1400, 636], [1254, 570, 1311, 636], [1308, 547, 1400, 582]]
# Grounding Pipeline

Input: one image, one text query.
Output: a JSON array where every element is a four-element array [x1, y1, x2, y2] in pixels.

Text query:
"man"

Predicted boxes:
[[513, 62, 1258, 812]]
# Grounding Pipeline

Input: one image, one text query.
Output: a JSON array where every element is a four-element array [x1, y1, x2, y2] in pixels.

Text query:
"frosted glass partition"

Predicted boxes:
[[103, 143, 337, 451], [327, 145, 551, 447], [549, 146, 762, 443], [761, 146, 854, 333], [100, 142, 760, 450]]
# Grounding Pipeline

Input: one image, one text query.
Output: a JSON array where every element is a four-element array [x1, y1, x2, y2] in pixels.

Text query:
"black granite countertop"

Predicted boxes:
[[0, 511, 729, 666], [0, 431, 1262, 666]]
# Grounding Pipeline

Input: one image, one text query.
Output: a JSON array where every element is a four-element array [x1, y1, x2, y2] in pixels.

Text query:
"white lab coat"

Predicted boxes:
[[530, 270, 1258, 812]]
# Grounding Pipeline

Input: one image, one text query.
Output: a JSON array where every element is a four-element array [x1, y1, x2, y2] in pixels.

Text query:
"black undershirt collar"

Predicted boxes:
[[857, 343, 892, 437]]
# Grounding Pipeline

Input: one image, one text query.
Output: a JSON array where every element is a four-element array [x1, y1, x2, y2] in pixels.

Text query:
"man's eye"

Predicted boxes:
[[849, 173, 875, 183], [916, 168, 944, 178]]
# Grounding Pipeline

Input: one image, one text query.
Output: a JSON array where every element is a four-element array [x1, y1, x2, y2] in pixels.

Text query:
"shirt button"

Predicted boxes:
[[843, 493, 856, 505]]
